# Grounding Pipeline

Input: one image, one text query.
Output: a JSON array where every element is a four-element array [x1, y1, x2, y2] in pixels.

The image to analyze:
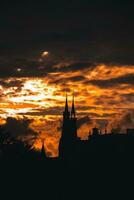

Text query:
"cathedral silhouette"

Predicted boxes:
[[59, 94, 77, 159], [59, 93, 134, 161]]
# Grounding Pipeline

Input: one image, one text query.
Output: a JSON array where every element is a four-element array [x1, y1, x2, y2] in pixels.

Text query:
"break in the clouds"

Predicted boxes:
[[0, 64, 134, 156]]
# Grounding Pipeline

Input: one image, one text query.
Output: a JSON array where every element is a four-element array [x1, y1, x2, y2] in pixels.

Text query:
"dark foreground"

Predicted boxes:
[[0, 152, 134, 199], [1, 134, 134, 199]]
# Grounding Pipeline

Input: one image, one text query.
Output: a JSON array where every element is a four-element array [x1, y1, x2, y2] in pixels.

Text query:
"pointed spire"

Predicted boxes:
[[65, 92, 69, 112], [71, 91, 75, 118], [63, 92, 70, 119]]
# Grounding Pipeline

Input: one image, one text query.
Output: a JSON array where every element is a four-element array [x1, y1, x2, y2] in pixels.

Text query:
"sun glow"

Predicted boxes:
[[0, 78, 59, 118], [8, 79, 56, 106], [0, 64, 134, 156]]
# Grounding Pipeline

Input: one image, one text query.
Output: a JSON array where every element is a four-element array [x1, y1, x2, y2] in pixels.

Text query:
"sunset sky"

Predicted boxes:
[[0, 1, 134, 156]]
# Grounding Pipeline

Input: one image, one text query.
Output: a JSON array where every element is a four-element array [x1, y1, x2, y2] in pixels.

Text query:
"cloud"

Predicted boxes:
[[106, 110, 134, 134], [0, 79, 23, 88], [55, 62, 96, 72], [87, 73, 134, 88], [18, 107, 63, 116], [0, 79, 24, 94], [77, 116, 92, 129], [121, 93, 134, 102], [121, 112, 133, 125], [0, 64, 134, 156], [1, 117, 38, 139], [48, 75, 86, 85]]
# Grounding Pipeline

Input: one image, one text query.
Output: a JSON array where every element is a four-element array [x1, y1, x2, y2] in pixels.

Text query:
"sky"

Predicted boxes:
[[0, 1, 134, 156]]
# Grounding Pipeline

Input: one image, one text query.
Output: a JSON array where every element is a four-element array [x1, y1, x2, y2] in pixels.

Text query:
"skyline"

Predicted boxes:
[[1, 82, 134, 157], [0, 1, 134, 156]]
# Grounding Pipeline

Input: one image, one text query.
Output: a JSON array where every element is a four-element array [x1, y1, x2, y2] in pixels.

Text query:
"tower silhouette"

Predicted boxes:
[[59, 93, 77, 159], [71, 92, 75, 118]]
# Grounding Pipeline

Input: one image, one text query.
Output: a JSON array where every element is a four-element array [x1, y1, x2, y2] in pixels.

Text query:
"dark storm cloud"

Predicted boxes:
[[87, 73, 134, 88], [0, 1, 133, 96], [55, 88, 71, 94], [0, 79, 24, 95], [122, 113, 133, 125], [1, 117, 37, 138], [18, 107, 64, 116], [114, 110, 134, 131], [0, 79, 23, 89], [94, 95, 121, 106], [77, 106, 97, 110], [0, 55, 61, 78], [121, 93, 134, 102], [0, 1, 134, 78], [77, 116, 92, 129], [77, 113, 116, 130], [0, 60, 96, 79], [79, 112, 116, 118], [48, 75, 86, 85], [18, 105, 102, 117], [55, 63, 96, 73]]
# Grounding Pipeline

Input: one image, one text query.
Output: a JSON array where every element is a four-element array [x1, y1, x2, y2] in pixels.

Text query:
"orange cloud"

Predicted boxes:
[[0, 64, 134, 156]]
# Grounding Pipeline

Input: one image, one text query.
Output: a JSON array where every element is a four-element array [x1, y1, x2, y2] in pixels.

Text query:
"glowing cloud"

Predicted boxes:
[[0, 64, 134, 156]]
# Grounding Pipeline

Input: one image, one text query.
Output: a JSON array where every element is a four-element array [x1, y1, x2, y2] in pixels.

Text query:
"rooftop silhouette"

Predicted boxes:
[[58, 94, 134, 163], [0, 94, 134, 199]]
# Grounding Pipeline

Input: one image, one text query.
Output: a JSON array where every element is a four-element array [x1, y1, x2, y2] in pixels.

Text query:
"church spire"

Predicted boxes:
[[71, 92, 75, 118], [65, 93, 69, 112], [63, 93, 70, 119]]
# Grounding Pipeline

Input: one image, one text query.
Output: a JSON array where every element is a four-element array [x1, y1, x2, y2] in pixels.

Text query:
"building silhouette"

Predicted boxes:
[[59, 94, 77, 159], [59, 94, 134, 160], [92, 127, 100, 135]]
